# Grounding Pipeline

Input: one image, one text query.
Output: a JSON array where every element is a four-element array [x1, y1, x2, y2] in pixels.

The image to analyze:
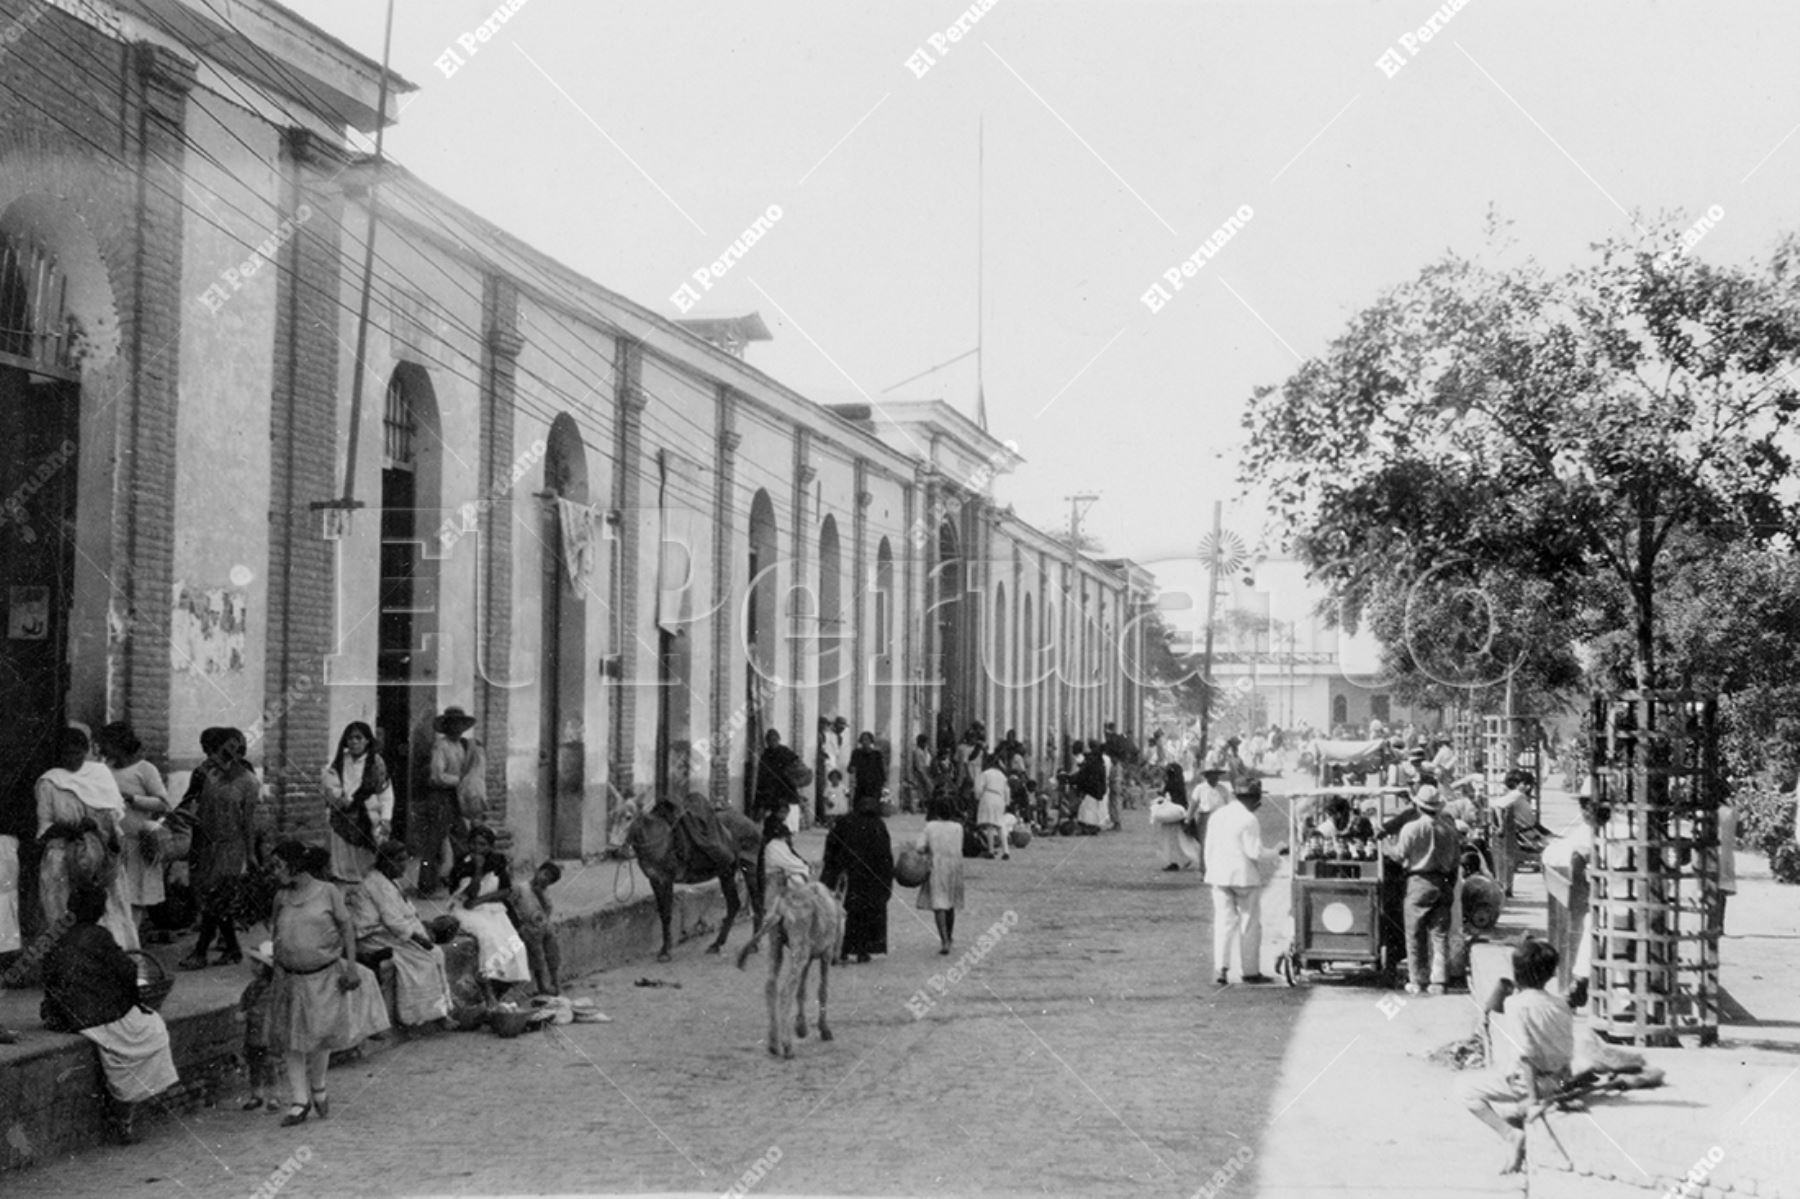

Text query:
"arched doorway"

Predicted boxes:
[[932, 519, 964, 747], [873, 537, 894, 745], [1021, 592, 1036, 753], [817, 516, 842, 722], [745, 490, 779, 800], [377, 364, 442, 833], [990, 582, 1008, 735], [540, 415, 588, 858], [0, 195, 114, 848]]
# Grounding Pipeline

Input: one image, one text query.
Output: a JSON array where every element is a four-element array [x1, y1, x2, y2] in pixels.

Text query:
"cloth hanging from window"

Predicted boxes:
[[554, 498, 598, 590]]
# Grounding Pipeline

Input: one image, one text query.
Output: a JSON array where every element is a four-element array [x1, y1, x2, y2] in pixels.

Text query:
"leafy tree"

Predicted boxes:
[[1355, 560, 1585, 717], [1241, 226, 1800, 695], [1137, 608, 1212, 720]]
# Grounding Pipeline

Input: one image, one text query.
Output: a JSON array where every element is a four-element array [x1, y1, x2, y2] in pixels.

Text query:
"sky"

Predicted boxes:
[[281, 0, 1800, 626]]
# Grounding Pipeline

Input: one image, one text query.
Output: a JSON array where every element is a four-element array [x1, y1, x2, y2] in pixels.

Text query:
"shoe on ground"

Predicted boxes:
[[1404, 982, 1423, 996], [1241, 974, 1272, 984], [1427, 984, 1447, 997], [178, 954, 211, 971], [1214, 972, 1229, 987]]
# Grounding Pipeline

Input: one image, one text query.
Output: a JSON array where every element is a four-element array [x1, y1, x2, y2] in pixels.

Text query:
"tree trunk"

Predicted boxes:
[[1634, 500, 1658, 692]]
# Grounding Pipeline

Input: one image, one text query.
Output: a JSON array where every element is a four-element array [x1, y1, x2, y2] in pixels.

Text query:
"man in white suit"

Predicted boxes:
[[1204, 778, 1283, 986]]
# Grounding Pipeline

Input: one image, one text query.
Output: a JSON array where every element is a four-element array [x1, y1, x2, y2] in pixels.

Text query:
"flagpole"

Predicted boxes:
[[976, 116, 986, 431]]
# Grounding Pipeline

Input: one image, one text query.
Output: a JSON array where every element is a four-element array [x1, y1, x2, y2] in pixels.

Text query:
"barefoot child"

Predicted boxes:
[[509, 862, 562, 997], [1460, 939, 1573, 1173], [239, 942, 277, 1110]]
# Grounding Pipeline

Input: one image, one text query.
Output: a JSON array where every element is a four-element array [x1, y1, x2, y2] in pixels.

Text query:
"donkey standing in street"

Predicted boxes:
[[735, 876, 846, 1058]]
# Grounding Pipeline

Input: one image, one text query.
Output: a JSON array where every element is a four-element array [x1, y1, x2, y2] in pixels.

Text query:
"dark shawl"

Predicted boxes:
[[41, 923, 138, 1032], [848, 746, 886, 801], [821, 809, 893, 957]]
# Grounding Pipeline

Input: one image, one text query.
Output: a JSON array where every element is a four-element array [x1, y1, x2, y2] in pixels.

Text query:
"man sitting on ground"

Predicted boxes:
[[1460, 939, 1573, 1173]]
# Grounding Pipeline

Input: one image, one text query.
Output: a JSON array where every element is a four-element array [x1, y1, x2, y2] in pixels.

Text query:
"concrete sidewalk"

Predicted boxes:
[[1254, 783, 1800, 1198], [0, 821, 841, 1172]]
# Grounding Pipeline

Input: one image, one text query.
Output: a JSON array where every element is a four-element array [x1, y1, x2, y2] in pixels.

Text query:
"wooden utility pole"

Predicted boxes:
[[1197, 500, 1222, 764]]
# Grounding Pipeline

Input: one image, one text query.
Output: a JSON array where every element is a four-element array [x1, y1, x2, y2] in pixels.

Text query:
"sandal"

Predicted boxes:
[[310, 1089, 330, 1119], [241, 1097, 265, 1111], [279, 1103, 310, 1127], [178, 954, 211, 971]]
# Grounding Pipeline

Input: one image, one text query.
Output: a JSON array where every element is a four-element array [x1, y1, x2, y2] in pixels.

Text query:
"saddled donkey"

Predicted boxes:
[[735, 876, 846, 1058], [626, 791, 764, 962]]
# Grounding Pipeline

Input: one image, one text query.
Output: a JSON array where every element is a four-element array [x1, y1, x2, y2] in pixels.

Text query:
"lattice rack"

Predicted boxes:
[[1588, 692, 1723, 1047]]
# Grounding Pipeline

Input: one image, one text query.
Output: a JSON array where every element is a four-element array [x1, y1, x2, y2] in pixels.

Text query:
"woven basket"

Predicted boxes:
[[893, 847, 931, 888], [490, 1007, 534, 1038], [128, 951, 174, 1012]]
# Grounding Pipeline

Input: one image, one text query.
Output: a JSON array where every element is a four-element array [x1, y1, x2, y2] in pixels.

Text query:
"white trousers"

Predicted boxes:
[[1211, 885, 1262, 978]]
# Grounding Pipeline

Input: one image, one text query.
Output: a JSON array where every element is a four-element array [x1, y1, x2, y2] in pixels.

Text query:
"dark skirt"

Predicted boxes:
[[841, 892, 888, 957]]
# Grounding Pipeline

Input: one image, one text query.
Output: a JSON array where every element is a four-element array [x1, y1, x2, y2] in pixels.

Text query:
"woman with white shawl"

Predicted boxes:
[[37, 726, 138, 951]]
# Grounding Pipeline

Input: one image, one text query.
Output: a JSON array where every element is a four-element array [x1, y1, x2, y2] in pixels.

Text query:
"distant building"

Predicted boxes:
[[1205, 560, 1415, 735]]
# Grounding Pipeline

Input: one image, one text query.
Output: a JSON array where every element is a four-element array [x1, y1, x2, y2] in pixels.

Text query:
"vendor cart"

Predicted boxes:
[[1276, 785, 1413, 986]]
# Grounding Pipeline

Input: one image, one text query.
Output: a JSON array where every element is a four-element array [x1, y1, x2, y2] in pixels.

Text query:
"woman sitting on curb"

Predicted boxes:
[[40, 884, 179, 1143]]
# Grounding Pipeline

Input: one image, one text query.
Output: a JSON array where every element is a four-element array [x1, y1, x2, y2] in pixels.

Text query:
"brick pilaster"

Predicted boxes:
[[709, 391, 739, 805], [263, 127, 350, 834], [851, 460, 869, 735], [479, 275, 523, 834], [789, 429, 814, 748], [610, 341, 646, 798], [118, 43, 195, 769]]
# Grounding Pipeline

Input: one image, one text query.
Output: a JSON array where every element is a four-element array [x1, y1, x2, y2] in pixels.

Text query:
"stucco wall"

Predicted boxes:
[[170, 96, 280, 757]]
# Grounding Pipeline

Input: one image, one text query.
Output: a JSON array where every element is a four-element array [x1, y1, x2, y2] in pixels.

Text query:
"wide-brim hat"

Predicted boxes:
[[436, 706, 477, 734], [1413, 785, 1444, 813]]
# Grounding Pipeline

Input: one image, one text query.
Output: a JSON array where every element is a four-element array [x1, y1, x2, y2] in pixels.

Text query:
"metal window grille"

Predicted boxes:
[[383, 374, 415, 467]]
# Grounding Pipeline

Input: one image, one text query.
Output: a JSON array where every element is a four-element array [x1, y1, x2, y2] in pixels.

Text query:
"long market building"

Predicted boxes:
[[0, 0, 1152, 898]]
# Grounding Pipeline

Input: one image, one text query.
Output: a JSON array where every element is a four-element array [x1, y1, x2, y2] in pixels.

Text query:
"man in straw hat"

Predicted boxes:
[[1203, 778, 1283, 986], [414, 707, 481, 895], [1387, 783, 1462, 996]]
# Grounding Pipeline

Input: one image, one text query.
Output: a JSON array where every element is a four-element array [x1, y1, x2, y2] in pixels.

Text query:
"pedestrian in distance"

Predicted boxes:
[[1073, 741, 1109, 834], [914, 798, 967, 954], [95, 722, 170, 937], [414, 707, 480, 895], [38, 724, 138, 953], [906, 733, 932, 815], [1203, 777, 1282, 985], [181, 728, 259, 969], [752, 728, 804, 825], [848, 730, 887, 810], [1385, 784, 1461, 995], [974, 752, 1010, 859], [821, 791, 893, 963]]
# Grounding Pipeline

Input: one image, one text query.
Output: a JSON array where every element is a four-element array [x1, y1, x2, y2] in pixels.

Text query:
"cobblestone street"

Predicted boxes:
[[8, 810, 1305, 1198]]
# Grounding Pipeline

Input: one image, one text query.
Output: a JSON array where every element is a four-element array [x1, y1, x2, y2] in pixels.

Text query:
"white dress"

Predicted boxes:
[[452, 871, 531, 983]]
